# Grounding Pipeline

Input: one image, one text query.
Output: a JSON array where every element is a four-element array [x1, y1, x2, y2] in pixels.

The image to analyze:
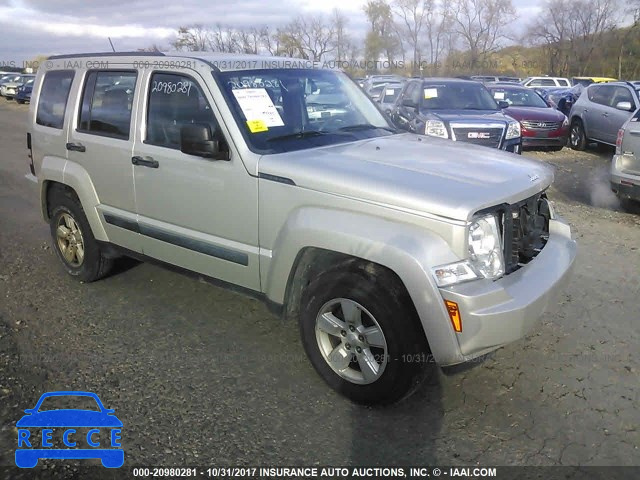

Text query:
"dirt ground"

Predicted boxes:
[[0, 98, 638, 478]]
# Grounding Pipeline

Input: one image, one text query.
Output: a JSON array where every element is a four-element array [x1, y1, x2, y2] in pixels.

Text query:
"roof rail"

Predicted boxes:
[[47, 51, 166, 60]]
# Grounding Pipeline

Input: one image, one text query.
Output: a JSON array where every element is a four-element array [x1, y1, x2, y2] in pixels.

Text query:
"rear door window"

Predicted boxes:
[[557, 79, 570, 87], [588, 85, 614, 106], [36, 71, 75, 129], [78, 71, 137, 140]]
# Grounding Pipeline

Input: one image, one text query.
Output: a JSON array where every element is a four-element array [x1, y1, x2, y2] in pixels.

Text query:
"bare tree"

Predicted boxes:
[[277, 15, 336, 61], [423, 0, 453, 74], [393, 0, 430, 74], [331, 9, 351, 62], [172, 25, 210, 51], [528, 0, 619, 76], [449, 0, 517, 70]]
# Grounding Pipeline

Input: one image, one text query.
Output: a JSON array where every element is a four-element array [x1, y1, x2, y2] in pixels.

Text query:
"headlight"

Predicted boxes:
[[468, 214, 504, 280], [425, 120, 448, 139], [431, 213, 504, 287], [505, 121, 521, 140], [562, 115, 569, 127]]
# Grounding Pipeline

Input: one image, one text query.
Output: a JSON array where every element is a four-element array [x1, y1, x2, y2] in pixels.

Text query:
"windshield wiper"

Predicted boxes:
[[337, 124, 397, 133], [266, 130, 328, 142]]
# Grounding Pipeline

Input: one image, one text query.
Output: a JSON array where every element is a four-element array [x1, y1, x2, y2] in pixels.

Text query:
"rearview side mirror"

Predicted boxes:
[[497, 100, 509, 109], [615, 101, 633, 112], [180, 124, 229, 160]]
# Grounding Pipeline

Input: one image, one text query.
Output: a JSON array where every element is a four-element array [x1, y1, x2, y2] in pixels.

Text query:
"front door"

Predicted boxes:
[[131, 70, 260, 291]]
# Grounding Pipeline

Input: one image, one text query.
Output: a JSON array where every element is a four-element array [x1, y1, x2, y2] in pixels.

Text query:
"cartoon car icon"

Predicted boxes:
[[16, 391, 123, 468]]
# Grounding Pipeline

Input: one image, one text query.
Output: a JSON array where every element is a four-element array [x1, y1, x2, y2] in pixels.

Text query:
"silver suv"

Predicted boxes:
[[27, 52, 577, 404], [611, 108, 640, 209], [569, 82, 640, 150]]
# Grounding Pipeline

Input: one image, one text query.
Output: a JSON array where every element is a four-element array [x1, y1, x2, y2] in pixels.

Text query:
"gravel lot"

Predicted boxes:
[[0, 98, 638, 476]]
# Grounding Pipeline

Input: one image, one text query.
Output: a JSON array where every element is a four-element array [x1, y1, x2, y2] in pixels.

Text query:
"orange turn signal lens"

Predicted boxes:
[[445, 300, 462, 332]]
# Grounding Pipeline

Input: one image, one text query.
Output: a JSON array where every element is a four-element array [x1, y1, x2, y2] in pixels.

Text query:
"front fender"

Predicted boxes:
[[39, 156, 107, 241], [263, 207, 466, 365]]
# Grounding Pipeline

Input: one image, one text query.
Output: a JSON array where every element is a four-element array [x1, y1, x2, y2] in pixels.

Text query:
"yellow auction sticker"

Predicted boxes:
[[246, 120, 268, 133]]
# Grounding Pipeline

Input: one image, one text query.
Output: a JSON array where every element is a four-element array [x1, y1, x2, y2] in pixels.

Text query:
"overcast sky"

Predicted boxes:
[[0, 0, 542, 63]]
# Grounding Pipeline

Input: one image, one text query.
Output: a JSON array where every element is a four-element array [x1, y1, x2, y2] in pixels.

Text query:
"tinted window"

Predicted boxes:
[[489, 87, 548, 108], [381, 85, 403, 103], [405, 82, 420, 105], [610, 86, 634, 108], [557, 79, 570, 86], [36, 71, 75, 129], [78, 71, 136, 139], [588, 85, 614, 106], [146, 73, 218, 150]]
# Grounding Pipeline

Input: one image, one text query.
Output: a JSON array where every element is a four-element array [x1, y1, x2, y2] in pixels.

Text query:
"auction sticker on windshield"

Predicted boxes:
[[424, 88, 438, 99], [232, 88, 284, 131]]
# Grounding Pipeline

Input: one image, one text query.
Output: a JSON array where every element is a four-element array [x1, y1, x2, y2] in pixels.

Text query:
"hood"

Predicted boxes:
[[504, 106, 566, 122], [258, 133, 553, 221], [424, 110, 510, 124]]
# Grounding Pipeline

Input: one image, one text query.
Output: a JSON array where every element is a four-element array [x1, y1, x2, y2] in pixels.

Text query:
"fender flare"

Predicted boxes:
[[40, 156, 108, 241], [263, 207, 465, 365]]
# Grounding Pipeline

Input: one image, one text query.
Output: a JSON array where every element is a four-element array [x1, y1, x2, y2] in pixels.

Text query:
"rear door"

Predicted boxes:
[[583, 85, 614, 141], [66, 69, 141, 252]]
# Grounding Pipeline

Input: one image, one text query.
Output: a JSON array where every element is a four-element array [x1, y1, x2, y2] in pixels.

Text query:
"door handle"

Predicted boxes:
[[132, 156, 159, 168], [66, 142, 86, 152], [628, 130, 640, 136], [583, 109, 588, 113], [602, 112, 609, 117]]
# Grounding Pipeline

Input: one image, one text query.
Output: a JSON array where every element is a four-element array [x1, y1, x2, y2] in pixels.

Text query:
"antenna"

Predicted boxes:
[[108, 37, 116, 52]]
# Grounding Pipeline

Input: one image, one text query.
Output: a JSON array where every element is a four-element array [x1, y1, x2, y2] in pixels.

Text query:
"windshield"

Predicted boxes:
[[217, 68, 395, 154], [421, 83, 498, 110], [488, 87, 548, 108], [381, 85, 403, 103], [2, 75, 21, 83]]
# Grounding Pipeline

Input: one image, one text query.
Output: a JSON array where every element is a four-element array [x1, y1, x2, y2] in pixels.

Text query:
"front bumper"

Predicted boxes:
[[522, 132, 568, 148], [438, 217, 576, 365], [501, 137, 522, 154]]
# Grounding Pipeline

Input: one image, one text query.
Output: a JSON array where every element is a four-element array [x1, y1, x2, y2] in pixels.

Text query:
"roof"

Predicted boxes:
[[46, 51, 336, 72]]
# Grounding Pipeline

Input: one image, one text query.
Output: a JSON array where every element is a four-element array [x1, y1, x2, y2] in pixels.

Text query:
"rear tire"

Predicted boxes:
[[49, 188, 113, 282], [569, 119, 587, 150], [299, 267, 432, 405]]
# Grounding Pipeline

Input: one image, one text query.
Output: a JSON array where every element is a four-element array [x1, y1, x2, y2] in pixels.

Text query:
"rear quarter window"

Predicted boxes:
[[36, 70, 75, 129]]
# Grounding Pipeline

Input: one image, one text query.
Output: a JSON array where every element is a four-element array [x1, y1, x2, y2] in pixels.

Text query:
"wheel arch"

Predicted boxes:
[[264, 207, 465, 365], [40, 157, 108, 241]]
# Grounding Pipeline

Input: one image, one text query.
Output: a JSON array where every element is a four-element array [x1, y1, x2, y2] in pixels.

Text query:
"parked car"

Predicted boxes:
[[486, 84, 569, 151], [571, 77, 617, 87], [1, 74, 35, 99], [362, 74, 404, 95], [376, 82, 405, 113], [568, 81, 640, 150], [471, 75, 520, 84], [0, 73, 25, 96], [28, 52, 576, 405], [15, 78, 35, 104], [521, 76, 571, 88], [610, 108, 640, 210], [390, 77, 522, 153], [538, 84, 585, 117]]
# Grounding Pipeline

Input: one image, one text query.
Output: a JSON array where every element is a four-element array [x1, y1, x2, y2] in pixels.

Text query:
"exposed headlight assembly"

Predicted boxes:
[[505, 121, 521, 140], [432, 214, 505, 287], [425, 120, 448, 139]]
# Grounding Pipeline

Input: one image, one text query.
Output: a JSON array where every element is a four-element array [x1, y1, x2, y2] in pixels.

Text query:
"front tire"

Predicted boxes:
[[49, 188, 113, 282], [569, 119, 587, 150], [300, 267, 432, 404]]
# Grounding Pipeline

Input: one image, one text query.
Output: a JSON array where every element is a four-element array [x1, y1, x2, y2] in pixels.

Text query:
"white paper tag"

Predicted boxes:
[[386, 89, 394, 95], [232, 88, 284, 127], [424, 88, 438, 99], [494, 92, 505, 100]]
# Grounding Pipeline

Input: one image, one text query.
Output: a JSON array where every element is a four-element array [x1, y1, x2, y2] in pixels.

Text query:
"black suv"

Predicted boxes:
[[391, 78, 522, 153]]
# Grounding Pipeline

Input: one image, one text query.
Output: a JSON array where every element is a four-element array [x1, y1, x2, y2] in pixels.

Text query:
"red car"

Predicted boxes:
[[487, 84, 569, 151]]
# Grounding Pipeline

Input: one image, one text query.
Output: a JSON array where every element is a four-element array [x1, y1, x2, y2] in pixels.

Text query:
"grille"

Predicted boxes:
[[521, 120, 560, 130], [452, 127, 502, 148], [498, 193, 551, 274]]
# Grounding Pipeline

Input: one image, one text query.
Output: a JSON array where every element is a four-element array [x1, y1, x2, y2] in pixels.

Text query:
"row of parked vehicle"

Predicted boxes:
[[0, 71, 35, 103], [359, 73, 640, 207]]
